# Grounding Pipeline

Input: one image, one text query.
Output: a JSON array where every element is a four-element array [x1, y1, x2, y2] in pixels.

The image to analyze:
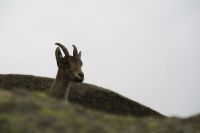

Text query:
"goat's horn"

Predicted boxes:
[[72, 45, 78, 56], [55, 43, 69, 56]]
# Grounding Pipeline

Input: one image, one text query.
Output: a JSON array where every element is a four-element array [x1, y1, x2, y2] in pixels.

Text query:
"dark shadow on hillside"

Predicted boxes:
[[0, 74, 164, 117]]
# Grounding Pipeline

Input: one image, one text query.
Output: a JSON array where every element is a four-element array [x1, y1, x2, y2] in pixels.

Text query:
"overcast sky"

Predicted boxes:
[[0, 0, 200, 117]]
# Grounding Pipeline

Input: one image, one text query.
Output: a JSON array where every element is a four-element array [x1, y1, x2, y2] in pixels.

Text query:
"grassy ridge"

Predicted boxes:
[[0, 74, 163, 117], [0, 89, 199, 133], [0, 74, 199, 133]]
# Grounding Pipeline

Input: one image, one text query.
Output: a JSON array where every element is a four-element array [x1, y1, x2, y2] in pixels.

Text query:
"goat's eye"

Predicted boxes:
[[62, 61, 69, 67]]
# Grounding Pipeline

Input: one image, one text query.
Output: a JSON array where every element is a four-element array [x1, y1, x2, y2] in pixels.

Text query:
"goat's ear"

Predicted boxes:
[[78, 51, 82, 58], [55, 47, 63, 64]]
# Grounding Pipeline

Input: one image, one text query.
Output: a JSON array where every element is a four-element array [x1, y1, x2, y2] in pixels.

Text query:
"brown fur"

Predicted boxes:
[[48, 43, 84, 99]]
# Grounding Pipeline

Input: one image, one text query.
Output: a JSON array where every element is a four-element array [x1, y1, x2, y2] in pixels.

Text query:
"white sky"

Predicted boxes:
[[0, 0, 200, 117]]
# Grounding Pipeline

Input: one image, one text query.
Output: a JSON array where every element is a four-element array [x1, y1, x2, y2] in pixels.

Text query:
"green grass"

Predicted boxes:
[[0, 89, 199, 133], [0, 74, 199, 133]]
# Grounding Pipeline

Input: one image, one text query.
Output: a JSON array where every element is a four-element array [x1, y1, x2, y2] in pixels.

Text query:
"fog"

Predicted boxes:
[[0, 0, 200, 117]]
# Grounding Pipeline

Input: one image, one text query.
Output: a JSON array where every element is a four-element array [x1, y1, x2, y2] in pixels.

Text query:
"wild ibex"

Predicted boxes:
[[48, 43, 84, 99]]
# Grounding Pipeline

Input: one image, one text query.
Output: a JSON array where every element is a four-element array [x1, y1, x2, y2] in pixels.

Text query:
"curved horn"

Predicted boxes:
[[72, 45, 78, 56], [55, 43, 69, 56]]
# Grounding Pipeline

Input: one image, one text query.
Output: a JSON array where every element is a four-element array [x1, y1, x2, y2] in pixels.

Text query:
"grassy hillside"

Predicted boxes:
[[0, 89, 199, 133], [0, 74, 164, 117], [0, 74, 199, 133]]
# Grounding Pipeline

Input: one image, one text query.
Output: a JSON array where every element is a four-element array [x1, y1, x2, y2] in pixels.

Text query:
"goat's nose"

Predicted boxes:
[[79, 72, 84, 78]]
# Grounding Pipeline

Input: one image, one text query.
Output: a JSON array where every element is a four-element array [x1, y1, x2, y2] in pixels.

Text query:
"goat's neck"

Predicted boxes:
[[49, 69, 72, 99]]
